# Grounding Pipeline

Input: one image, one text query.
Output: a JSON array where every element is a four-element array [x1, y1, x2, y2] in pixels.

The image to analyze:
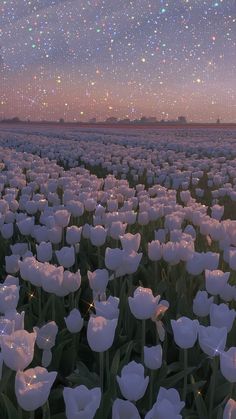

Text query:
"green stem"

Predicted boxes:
[[70, 292, 75, 309], [0, 367, 12, 393], [72, 334, 77, 371], [98, 246, 102, 268], [183, 348, 188, 402], [209, 356, 218, 419], [141, 319, 146, 364], [29, 411, 35, 419], [28, 282, 33, 318], [149, 370, 154, 409], [113, 272, 117, 297], [99, 352, 104, 416], [52, 294, 56, 321], [62, 228, 65, 247], [230, 382, 235, 399], [113, 278, 117, 298], [154, 261, 158, 292], [74, 245, 78, 272], [106, 350, 110, 388], [42, 400, 51, 419], [99, 352, 104, 393], [38, 287, 42, 322], [18, 406, 23, 419]]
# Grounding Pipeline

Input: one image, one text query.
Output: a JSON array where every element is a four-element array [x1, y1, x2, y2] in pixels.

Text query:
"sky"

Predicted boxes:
[[0, 0, 236, 122]]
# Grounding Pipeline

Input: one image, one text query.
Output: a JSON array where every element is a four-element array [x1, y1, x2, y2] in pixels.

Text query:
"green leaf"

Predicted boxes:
[[162, 366, 195, 388], [51, 414, 66, 419], [119, 340, 134, 370], [51, 338, 71, 370], [67, 362, 100, 388], [40, 294, 54, 322], [166, 362, 181, 374], [214, 381, 231, 405], [110, 349, 120, 377], [190, 375, 208, 419], [216, 406, 224, 419], [0, 393, 19, 419], [97, 387, 115, 419]]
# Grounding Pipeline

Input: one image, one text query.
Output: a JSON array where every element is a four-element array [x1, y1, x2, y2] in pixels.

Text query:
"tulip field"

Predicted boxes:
[[1, 125, 236, 419]]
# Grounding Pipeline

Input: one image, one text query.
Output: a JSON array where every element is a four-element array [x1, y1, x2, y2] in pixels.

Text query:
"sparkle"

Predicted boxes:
[[0, 0, 235, 122]]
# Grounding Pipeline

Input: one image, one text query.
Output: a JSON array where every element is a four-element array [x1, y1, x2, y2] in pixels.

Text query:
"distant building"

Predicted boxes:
[[216, 117, 221, 124], [140, 116, 148, 123], [2, 117, 21, 123], [89, 118, 97, 123], [118, 118, 130, 124], [147, 117, 157, 123], [59, 118, 65, 124], [178, 116, 187, 124], [105, 117, 118, 123]]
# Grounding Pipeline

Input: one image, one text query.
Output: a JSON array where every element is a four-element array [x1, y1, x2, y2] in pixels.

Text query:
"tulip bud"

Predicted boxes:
[[210, 303, 235, 332], [193, 291, 213, 317], [1, 330, 36, 371], [15, 367, 57, 411], [162, 242, 180, 265], [205, 269, 230, 296], [66, 200, 84, 217], [148, 240, 162, 261], [117, 361, 149, 402], [82, 223, 91, 239], [84, 198, 97, 212], [34, 321, 58, 350], [120, 233, 141, 253], [112, 399, 141, 419], [10, 243, 28, 256], [5, 254, 20, 274], [17, 217, 35, 235], [128, 287, 160, 320], [186, 252, 205, 275], [62, 270, 81, 294], [0, 284, 19, 314], [223, 398, 236, 419], [145, 387, 185, 419], [87, 315, 117, 352], [47, 226, 62, 244], [36, 241, 52, 263], [88, 269, 109, 296], [42, 349, 52, 368], [94, 296, 119, 320], [63, 385, 101, 419], [198, 325, 227, 357], [55, 246, 75, 268], [66, 225, 82, 245], [154, 229, 166, 243], [1, 223, 14, 239], [54, 209, 70, 227], [64, 308, 84, 333], [220, 347, 236, 383], [90, 225, 107, 247], [109, 221, 127, 240], [203, 251, 219, 270], [144, 344, 162, 370], [105, 247, 124, 271], [211, 204, 224, 221], [4, 309, 25, 330], [171, 317, 199, 349]]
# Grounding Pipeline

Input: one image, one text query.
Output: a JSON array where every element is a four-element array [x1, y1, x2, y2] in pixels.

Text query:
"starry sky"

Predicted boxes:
[[0, 0, 236, 122]]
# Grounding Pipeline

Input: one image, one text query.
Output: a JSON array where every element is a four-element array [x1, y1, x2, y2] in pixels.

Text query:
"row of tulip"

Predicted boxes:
[[0, 127, 236, 418], [1, 128, 236, 205]]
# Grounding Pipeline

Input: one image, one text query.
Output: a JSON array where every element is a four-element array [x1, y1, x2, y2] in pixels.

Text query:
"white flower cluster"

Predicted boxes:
[[0, 126, 236, 418]]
